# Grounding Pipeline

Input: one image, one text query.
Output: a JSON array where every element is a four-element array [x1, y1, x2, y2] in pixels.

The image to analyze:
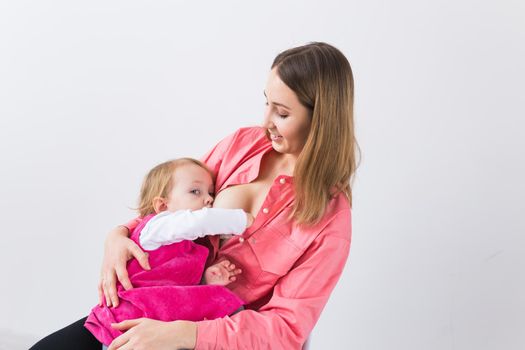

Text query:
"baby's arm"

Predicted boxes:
[[139, 208, 251, 250]]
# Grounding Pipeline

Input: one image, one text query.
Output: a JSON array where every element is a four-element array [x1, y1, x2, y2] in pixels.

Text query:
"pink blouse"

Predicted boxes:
[[125, 126, 352, 349]]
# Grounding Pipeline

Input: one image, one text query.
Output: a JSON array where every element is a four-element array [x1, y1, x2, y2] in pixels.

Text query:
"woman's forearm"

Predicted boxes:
[[177, 321, 197, 349], [108, 319, 197, 350]]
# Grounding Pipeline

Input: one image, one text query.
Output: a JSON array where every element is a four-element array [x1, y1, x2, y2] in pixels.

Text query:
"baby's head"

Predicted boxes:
[[137, 158, 215, 217]]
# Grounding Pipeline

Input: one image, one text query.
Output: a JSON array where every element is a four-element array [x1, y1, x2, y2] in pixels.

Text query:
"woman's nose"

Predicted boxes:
[[262, 106, 274, 129]]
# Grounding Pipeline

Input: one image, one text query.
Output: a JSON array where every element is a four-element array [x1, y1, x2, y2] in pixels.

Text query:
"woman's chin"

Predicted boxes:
[[271, 141, 285, 151]]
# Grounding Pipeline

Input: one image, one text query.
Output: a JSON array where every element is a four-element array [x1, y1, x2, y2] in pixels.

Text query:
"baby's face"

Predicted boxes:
[[165, 163, 214, 212]]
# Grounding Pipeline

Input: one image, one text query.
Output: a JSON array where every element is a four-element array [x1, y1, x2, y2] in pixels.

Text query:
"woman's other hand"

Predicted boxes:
[[98, 226, 151, 308], [108, 318, 197, 350]]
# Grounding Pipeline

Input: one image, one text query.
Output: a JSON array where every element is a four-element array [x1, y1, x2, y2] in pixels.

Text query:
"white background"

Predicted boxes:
[[1, 1, 524, 349]]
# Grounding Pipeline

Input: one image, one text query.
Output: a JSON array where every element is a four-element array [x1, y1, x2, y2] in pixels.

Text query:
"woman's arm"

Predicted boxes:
[[104, 220, 347, 350], [98, 223, 151, 307], [100, 128, 240, 310], [196, 209, 351, 349], [108, 318, 197, 350]]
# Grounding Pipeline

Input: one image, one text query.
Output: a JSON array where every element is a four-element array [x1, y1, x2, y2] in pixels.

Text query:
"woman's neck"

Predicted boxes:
[[266, 150, 297, 177]]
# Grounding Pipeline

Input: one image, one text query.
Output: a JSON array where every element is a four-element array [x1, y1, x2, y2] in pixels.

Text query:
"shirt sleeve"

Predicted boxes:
[[195, 209, 352, 350], [122, 217, 141, 233], [139, 208, 247, 251]]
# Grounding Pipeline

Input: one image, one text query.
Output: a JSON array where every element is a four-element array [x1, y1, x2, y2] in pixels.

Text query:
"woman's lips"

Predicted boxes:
[[269, 133, 283, 141]]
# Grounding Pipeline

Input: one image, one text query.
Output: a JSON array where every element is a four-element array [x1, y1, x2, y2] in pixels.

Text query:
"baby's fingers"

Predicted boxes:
[[219, 260, 232, 268]]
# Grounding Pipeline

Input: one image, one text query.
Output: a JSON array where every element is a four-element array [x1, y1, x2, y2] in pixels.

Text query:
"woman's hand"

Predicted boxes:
[[98, 225, 151, 308], [108, 318, 197, 350]]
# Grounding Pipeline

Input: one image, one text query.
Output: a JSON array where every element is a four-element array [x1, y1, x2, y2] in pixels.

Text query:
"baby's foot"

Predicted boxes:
[[203, 260, 242, 286]]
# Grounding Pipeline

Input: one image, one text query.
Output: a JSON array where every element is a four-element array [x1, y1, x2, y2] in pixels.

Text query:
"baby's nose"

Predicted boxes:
[[205, 195, 214, 207]]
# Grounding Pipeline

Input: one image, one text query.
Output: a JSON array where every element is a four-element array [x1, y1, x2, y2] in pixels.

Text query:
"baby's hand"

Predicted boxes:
[[203, 260, 242, 286], [245, 212, 255, 228]]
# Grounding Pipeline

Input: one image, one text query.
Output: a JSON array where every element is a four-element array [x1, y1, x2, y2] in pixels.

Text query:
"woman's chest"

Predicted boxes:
[[213, 180, 272, 218], [213, 150, 285, 217], [212, 178, 322, 305], [218, 207, 299, 303]]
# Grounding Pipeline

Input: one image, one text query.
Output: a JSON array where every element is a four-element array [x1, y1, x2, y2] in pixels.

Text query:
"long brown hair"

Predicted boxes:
[[136, 158, 213, 217], [272, 42, 360, 225]]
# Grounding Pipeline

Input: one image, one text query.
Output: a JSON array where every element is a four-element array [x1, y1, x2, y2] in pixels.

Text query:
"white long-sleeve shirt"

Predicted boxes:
[[139, 207, 247, 251]]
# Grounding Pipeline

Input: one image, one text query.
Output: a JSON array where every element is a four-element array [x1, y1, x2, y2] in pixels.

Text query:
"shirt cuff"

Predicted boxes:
[[195, 319, 219, 350]]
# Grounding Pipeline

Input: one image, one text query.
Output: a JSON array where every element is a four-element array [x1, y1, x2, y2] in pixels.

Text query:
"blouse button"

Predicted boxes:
[[262, 207, 269, 214], [279, 178, 286, 184], [239, 237, 245, 243]]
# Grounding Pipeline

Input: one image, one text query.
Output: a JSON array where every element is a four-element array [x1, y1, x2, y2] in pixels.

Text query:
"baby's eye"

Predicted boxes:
[[190, 189, 201, 195]]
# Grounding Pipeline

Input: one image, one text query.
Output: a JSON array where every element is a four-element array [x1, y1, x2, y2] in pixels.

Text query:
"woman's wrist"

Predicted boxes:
[[175, 320, 197, 349]]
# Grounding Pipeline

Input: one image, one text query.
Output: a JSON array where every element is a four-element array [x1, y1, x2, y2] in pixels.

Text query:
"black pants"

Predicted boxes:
[[30, 316, 102, 350]]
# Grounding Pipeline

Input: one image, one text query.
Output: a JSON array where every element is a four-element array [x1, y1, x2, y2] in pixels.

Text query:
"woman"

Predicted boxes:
[[32, 41, 358, 350]]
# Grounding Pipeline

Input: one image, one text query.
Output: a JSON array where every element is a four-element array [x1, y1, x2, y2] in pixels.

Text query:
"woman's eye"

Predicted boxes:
[[278, 113, 289, 118]]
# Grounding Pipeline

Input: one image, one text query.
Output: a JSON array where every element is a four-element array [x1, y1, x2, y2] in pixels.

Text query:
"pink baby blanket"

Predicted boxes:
[[84, 215, 244, 346]]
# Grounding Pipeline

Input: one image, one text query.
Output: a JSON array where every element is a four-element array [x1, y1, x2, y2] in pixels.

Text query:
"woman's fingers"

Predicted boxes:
[[102, 270, 118, 307], [107, 319, 143, 350], [108, 319, 143, 350], [111, 318, 142, 331], [107, 332, 130, 350], [115, 264, 132, 291], [130, 245, 151, 271], [99, 226, 139, 308], [112, 342, 132, 350], [97, 281, 104, 306], [107, 277, 120, 307]]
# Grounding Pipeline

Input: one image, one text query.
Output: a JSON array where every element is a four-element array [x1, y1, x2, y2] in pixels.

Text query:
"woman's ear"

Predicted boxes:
[[152, 197, 167, 213]]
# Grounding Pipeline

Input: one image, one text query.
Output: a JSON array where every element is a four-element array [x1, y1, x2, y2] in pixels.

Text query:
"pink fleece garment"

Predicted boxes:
[[84, 214, 244, 346]]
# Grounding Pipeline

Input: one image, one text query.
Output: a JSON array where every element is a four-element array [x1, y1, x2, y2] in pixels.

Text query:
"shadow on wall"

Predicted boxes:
[[0, 328, 38, 350]]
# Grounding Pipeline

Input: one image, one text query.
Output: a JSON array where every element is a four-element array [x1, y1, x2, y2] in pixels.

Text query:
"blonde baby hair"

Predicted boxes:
[[137, 158, 214, 217]]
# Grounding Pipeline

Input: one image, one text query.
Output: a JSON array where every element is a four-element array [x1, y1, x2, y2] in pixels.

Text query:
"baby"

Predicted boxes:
[[84, 158, 253, 346]]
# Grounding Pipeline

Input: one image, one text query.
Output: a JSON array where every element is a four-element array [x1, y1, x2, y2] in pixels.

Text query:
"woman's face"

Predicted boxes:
[[263, 68, 312, 158]]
